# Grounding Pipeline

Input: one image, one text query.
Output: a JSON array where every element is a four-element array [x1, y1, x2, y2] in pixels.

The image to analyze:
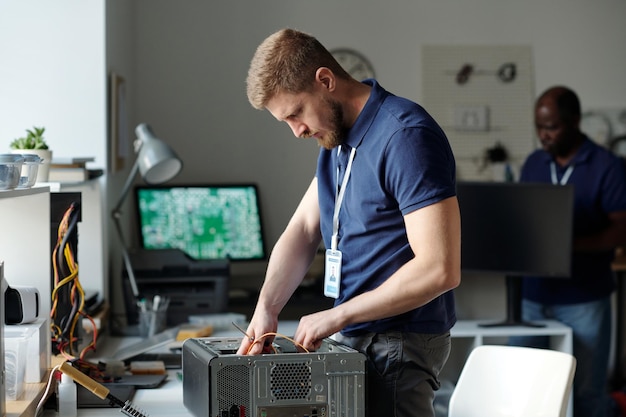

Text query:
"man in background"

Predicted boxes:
[[237, 28, 461, 417], [512, 86, 626, 417]]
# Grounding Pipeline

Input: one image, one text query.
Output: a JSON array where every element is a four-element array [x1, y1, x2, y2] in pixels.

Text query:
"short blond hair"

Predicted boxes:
[[246, 28, 349, 109]]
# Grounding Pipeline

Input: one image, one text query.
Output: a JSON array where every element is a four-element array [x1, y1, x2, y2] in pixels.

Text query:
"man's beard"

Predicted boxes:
[[317, 98, 348, 150], [542, 137, 575, 158]]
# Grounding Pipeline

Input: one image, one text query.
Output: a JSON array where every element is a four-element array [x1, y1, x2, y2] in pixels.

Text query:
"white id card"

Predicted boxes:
[[324, 249, 342, 298]]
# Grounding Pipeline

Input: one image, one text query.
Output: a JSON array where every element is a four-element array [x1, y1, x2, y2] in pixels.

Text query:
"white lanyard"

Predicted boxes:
[[550, 162, 575, 185], [331, 145, 357, 250]]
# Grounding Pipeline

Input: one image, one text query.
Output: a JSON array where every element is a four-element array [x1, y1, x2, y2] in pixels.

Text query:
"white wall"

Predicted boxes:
[[0, 1, 110, 308], [0, 1, 107, 166]]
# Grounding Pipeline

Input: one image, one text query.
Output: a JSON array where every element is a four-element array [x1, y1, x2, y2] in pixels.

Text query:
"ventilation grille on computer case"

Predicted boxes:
[[217, 364, 251, 417], [270, 361, 312, 400], [215, 360, 313, 416]]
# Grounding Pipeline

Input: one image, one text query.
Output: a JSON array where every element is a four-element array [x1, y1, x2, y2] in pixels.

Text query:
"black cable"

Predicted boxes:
[[60, 207, 80, 338], [55, 202, 82, 339], [56, 203, 80, 280]]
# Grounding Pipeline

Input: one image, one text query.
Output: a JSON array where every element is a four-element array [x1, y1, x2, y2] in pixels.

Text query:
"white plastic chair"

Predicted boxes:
[[448, 345, 576, 417]]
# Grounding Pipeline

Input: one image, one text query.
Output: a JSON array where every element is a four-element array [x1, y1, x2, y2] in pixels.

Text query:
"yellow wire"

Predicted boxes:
[[67, 275, 85, 355], [50, 203, 92, 358]]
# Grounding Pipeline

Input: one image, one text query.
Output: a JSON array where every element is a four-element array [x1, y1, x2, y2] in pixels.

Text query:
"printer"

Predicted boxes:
[[123, 249, 229, 326]]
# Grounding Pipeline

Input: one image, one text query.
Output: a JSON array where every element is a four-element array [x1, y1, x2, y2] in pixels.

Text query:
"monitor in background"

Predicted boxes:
[[135, 184, 266, 261], [456, 181, 574, 327]]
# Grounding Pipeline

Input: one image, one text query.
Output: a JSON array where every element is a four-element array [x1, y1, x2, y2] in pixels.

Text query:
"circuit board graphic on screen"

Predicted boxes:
[[135, 185, 266, 260]]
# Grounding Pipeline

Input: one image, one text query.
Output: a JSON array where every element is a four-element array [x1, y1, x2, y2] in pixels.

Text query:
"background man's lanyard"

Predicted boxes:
[[550, 162, 575, 185]]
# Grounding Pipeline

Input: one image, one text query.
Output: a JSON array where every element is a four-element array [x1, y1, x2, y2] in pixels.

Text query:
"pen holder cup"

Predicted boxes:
[[138, 308, 168, 338]]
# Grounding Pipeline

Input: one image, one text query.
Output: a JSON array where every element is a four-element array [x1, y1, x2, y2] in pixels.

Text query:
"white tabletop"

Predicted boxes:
[[42, 321, 301, 416], [41, 320, 569, 416]]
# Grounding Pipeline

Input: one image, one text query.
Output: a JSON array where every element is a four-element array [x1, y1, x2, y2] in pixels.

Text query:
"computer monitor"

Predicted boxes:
[[456, 181, 574, 327], [135, 184, 266, 261]]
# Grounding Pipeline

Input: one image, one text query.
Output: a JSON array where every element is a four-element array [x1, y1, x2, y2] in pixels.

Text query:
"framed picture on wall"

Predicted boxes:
[[109, 72, 129, 173]]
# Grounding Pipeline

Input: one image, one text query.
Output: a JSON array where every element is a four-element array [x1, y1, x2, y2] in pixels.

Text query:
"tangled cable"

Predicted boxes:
[[50, 202, 97, 360]]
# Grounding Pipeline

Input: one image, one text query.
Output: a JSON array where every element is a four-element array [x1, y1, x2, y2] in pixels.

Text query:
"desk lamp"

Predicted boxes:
[[111, 123, 183, 302]]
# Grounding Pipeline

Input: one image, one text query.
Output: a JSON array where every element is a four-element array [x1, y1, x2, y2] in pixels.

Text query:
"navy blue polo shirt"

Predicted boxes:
[[316, 80, 457, 336], [520, 137, 626, 304]]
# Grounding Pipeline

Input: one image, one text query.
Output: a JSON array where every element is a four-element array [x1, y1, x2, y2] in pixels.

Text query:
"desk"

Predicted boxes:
[[38, 370, 190, 417], [37, 321, 572, 417], [40, 337, 193, 417], [40, 323, 300, 417]]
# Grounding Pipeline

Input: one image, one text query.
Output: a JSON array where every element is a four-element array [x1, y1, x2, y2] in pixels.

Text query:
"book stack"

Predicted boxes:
[[48, 157, 101, 183]]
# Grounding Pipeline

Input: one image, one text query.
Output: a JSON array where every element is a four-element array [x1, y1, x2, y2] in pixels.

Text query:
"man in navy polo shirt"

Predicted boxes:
[[510, 86, 626, 417], [238, 28, 461, 417]]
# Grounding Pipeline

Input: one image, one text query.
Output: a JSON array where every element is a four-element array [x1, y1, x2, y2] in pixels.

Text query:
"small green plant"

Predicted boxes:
[[10, 126, 49, 150]]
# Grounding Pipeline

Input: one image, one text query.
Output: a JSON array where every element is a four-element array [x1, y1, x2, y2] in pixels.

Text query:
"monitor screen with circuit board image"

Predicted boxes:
[[135, 184, 267, 261]]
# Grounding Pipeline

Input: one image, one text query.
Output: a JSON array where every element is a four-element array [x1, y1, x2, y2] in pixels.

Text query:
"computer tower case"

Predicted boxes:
[[182, 336, 365, 417]]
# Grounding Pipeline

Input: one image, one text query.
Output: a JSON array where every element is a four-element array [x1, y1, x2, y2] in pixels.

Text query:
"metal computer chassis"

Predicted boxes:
[[182, 336, 365, 417]]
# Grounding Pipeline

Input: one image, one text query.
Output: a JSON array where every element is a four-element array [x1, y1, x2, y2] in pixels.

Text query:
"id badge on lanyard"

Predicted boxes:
[[324, 145, 356, 299], [324, 249, 342, 298]]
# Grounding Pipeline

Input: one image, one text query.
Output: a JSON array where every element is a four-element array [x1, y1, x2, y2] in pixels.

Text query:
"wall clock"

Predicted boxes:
[[610, 135, 626, 158], [331, 48, 376, 81], [581, 111, 613, 147]]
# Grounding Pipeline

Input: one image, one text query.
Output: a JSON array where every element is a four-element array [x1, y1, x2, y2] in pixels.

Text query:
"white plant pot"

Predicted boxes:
[[11, 149, 53, 183]]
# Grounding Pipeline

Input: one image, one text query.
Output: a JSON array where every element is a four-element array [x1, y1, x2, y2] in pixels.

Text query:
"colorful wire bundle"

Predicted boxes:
[[50, 202, 97, 360]]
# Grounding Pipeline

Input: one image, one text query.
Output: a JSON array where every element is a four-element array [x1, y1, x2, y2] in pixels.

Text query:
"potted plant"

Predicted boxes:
[[9, 126, 53, 182]]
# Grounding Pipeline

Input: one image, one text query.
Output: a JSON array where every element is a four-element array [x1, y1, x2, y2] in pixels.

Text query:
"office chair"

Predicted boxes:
[[448, 344, 576, 417]]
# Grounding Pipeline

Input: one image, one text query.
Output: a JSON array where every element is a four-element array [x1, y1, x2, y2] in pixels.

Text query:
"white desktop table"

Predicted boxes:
[[40, 320, 572, 417], [56, 373, 191, 417], [42, 322, 299, 417], [41, 350, 190, 417]]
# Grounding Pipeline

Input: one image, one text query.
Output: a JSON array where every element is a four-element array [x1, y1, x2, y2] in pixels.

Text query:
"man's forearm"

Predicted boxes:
[[256, 229, 321, 316]]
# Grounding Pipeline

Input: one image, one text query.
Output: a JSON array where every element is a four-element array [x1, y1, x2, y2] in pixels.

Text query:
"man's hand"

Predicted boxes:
[[236, 311, 278, 355], [294, 309, 344, 352]]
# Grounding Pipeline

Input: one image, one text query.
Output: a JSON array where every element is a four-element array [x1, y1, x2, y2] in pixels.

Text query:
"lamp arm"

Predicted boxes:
[[113, 217, 140, 299], [111, 158, 141, 299], [112, 157, 140, 216]]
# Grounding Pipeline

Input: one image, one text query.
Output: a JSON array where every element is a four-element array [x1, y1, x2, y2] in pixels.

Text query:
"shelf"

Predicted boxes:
[[0, 187, 52, 313], [5, 379, 48, 417], [0, 185, 50, 199], [451, 319, 573, 353]]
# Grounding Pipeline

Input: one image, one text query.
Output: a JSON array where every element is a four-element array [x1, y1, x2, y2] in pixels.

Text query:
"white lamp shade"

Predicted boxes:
[[135, 123, 182, 184]]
